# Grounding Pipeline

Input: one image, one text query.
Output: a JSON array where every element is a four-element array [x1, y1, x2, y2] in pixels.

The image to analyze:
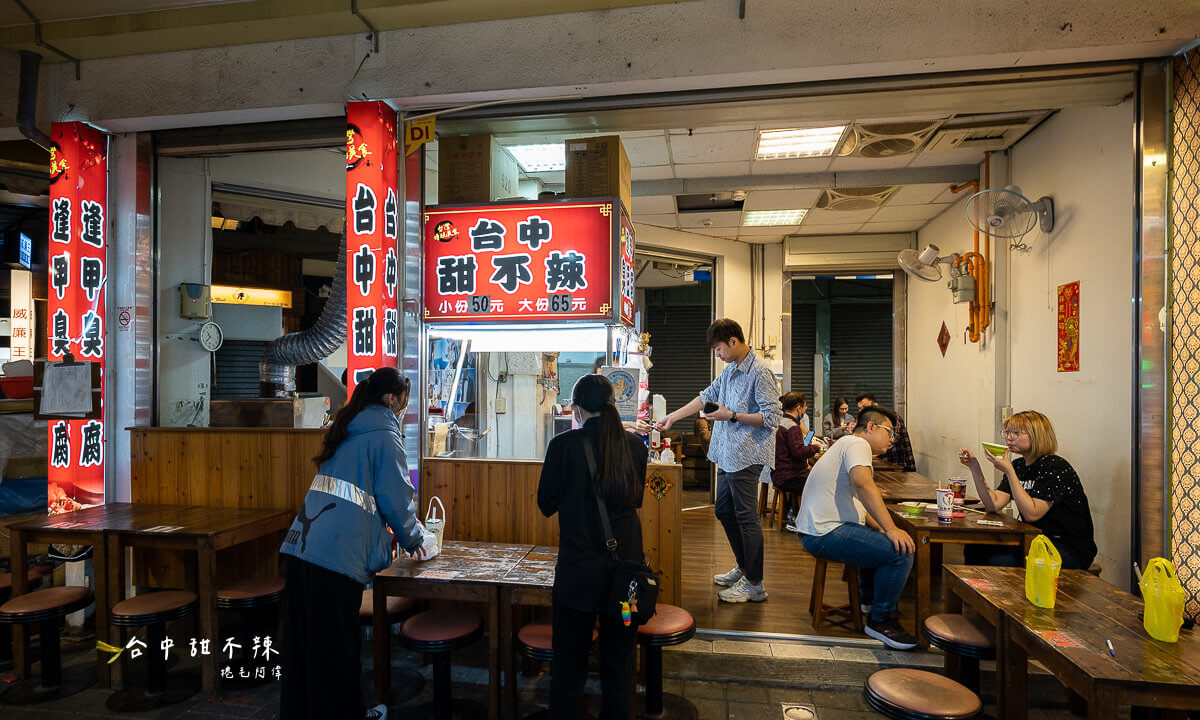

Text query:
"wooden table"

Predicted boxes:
[[945, 565, 1200, 720], [373, 540, 534, 720], [874, 470, 945, 502], [7, 503, 292, 695], [888, 504, 1038, 644], [498, 546, 557, 720]]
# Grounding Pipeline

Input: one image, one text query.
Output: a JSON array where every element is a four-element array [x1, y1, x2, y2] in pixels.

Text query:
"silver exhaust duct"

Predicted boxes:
[[259, 232, 346, 397]]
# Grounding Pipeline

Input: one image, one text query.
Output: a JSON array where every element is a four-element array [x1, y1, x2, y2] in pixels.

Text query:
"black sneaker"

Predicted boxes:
[[864, 616, 919, 650]]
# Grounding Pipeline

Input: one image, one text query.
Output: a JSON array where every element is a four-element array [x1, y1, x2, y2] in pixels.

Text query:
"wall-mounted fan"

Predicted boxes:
[[898, 245, 953, 282], [898, 245, 976, 304], [965, 186, 1054, 251]]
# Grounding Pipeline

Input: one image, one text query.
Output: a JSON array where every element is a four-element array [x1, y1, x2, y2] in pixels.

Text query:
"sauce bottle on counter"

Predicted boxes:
[[659, 438, 676, 465]]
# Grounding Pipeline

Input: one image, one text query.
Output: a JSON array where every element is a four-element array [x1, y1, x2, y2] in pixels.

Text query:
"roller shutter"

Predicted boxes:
[[829, 304, 894, 409], [789, 303, 816, 399], [213, 340, 269, 399], [645, 304, 712, 434]]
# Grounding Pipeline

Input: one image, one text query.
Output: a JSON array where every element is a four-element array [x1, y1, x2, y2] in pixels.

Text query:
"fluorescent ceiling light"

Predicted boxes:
[[756, 126, 846, 160], [505, 144, 566, 172], [743, 209, 808, 226], [427, 325, 608, 352]]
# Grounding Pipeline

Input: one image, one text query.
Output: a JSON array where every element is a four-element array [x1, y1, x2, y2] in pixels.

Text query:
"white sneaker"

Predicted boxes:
[[713, 566, 744, 586], [860, 603, 872, 615], [718, 577, 768, 603], [365, 703, 388, 719]]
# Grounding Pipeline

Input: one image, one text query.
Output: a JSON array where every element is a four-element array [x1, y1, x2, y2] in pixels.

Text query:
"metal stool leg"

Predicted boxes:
[[433, 652, 452, 720], [39, 617, 63, 688], [146, 623, 166, 695], [644, 645, 663, 715]]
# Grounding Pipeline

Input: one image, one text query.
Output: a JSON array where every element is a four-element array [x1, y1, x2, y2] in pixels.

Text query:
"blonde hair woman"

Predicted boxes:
[[957, 411, 1096, 569]]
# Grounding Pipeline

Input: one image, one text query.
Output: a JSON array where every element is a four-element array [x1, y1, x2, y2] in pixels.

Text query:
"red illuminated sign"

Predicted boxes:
[[345, 101, 400, 393], [47, 122, 108, 512], [619, 210, 636, 327], [423, 199, 629, 324]]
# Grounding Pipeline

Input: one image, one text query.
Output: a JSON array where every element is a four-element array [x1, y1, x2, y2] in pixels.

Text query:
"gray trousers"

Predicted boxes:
[[714, 464, 765, 584]]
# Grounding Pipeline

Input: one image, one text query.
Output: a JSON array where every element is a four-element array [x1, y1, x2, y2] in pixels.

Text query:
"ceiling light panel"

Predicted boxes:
[[743, 209, 808, 226], [756, 126, 846, 160], [505, 144, 565, 172]]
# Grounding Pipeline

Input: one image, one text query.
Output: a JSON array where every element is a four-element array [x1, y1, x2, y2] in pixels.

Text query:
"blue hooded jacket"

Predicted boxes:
[[280, 403, 423, 584]]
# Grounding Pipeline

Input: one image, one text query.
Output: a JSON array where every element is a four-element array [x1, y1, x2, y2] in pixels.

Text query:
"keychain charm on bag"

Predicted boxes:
[[620, 580, 638, 626]]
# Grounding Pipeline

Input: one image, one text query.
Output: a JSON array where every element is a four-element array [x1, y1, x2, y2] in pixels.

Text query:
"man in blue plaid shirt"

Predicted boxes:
[[658, 318, 782, 602]]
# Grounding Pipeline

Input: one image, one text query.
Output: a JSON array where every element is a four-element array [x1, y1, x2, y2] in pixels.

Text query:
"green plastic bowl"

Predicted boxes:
[[900, 502, 925, 517], [981, 441, 1007, 457]]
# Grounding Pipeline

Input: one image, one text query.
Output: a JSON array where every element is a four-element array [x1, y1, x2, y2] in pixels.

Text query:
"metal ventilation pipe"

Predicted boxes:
[[17, 50, 52, 152], [260, 232, 347, 397]]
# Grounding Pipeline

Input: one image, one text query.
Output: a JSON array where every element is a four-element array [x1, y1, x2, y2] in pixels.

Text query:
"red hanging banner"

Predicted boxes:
[[345, 101, 400, 394], [422, 199, 626, 324], [1057, 281, 1080, 372], [47, 122, 108, 512]]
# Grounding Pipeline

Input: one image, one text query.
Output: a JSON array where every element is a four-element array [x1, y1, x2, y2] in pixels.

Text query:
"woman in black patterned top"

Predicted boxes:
[[957, 410, 1097, 569]]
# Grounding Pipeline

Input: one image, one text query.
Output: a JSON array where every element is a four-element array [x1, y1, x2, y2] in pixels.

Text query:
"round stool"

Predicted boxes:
[[398, 610, 484, 720], [923, 614, 995, 694], [864, 668, 982, 720], [216, 577, 285, 687], [0, 585, 95, 704], [0, 564, 57, 668], [637, 604, 697, 720], [106, 590, 200, 713], [359, 589, 423, 705], [517, 619, 599, 663]]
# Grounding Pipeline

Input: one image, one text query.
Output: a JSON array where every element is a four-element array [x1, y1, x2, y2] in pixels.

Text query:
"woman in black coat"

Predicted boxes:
[[537, 374, 648, 720]]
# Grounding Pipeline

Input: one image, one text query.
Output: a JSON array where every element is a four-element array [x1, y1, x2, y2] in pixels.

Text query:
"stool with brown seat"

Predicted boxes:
[[809, 559, 864, 632], [864, 668, 981, 720], [0, 563, 56, 669], [0, 585, 94, 704], [216, 577, 285, 686], [922, 614, 995, 694], [359, 588, 423, 704], [106, 590, 199, 713], [637, 604, 697, 719], [398, 609, 484, 720], [515, 620, 598, 719]]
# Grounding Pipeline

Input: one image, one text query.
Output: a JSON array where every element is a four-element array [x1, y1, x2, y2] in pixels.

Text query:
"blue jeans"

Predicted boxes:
[[714, 465, 765, 584], [800, 523, 913, 623]]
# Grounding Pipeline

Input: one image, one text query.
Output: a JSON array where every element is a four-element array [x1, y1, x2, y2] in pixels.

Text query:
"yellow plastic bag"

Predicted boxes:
[[1139, 557, 1185, 643], [1025, 535, 1062, 609]]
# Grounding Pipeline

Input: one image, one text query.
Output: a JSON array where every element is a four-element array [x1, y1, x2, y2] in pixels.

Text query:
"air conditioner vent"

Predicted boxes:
[[839, 120, 944, 158], [924, 114, 1042, 153], [816, 186, 900, 212]]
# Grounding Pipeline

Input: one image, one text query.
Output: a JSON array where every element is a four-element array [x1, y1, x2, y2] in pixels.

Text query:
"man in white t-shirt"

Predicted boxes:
[[796, 405, 919, 650]]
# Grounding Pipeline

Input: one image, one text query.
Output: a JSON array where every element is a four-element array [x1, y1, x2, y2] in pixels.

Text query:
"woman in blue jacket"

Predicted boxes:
[[279, 367, 434, 720]]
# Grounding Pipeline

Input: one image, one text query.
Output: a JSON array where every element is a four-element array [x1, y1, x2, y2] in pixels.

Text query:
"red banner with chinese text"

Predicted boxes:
[[47, 122, 107, 512], [1057, 281, 1080, 372], [619, 209, 636, 327], [423, 200, 620, 323], [345, 101, 400, 394]]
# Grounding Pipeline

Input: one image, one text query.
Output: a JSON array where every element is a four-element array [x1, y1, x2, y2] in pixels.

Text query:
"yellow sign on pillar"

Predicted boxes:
[[404, 117, 435, 157]]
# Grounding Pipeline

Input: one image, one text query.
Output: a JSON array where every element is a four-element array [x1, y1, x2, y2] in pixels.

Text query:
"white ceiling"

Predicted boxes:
[[429, 112, 1041, 244]]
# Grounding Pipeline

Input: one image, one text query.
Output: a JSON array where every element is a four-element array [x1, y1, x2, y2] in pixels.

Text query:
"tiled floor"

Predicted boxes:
[[1, 626, 1091, 719]]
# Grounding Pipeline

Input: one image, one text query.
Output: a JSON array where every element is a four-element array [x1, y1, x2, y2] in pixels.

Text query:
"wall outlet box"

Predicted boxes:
[[496, 396, 507, 414]]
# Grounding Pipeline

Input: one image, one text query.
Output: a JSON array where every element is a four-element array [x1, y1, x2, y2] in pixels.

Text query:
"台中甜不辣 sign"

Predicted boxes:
[[423, 200, 630, 324]]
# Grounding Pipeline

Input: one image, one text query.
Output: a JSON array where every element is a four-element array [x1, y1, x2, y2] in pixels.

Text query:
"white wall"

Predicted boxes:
[[633, 223, 752, 334], [907, 101, 1135, 585], [156, 157, 213, 426]]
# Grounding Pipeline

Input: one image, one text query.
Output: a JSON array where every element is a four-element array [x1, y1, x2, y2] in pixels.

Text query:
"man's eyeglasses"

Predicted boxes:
[[873, 423, 895, 440]]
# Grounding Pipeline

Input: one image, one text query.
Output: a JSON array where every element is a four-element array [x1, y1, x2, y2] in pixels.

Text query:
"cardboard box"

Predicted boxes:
[[565, 135, 631, 213], [437, 135, 519, 204]]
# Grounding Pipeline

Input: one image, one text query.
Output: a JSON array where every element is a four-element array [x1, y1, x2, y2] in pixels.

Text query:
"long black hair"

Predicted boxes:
[[572, 374, 638, 508], [314, 367, 410, 467], [830, 396, 852, 426]]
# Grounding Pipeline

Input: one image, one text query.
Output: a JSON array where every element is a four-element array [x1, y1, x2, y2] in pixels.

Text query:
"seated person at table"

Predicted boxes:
[[796, 405, 919, 650], [772, 391, 820, 529], [958, 410, 1096, 569], [856, 393, 916, 471], [822, 396, 854, 440]]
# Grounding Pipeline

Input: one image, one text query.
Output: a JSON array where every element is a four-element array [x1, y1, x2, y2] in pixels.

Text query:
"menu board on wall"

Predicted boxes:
[[423, 199, 626, 325], [47, 121, 108, 512], [345, 101, 400, 393]]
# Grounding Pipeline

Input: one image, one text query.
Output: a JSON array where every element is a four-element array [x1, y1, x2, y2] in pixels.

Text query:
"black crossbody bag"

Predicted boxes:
[[583, 441, 659, 626]]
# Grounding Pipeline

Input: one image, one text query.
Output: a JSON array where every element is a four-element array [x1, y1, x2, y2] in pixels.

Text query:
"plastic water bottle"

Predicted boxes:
[[659, 438, 676, 465]]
